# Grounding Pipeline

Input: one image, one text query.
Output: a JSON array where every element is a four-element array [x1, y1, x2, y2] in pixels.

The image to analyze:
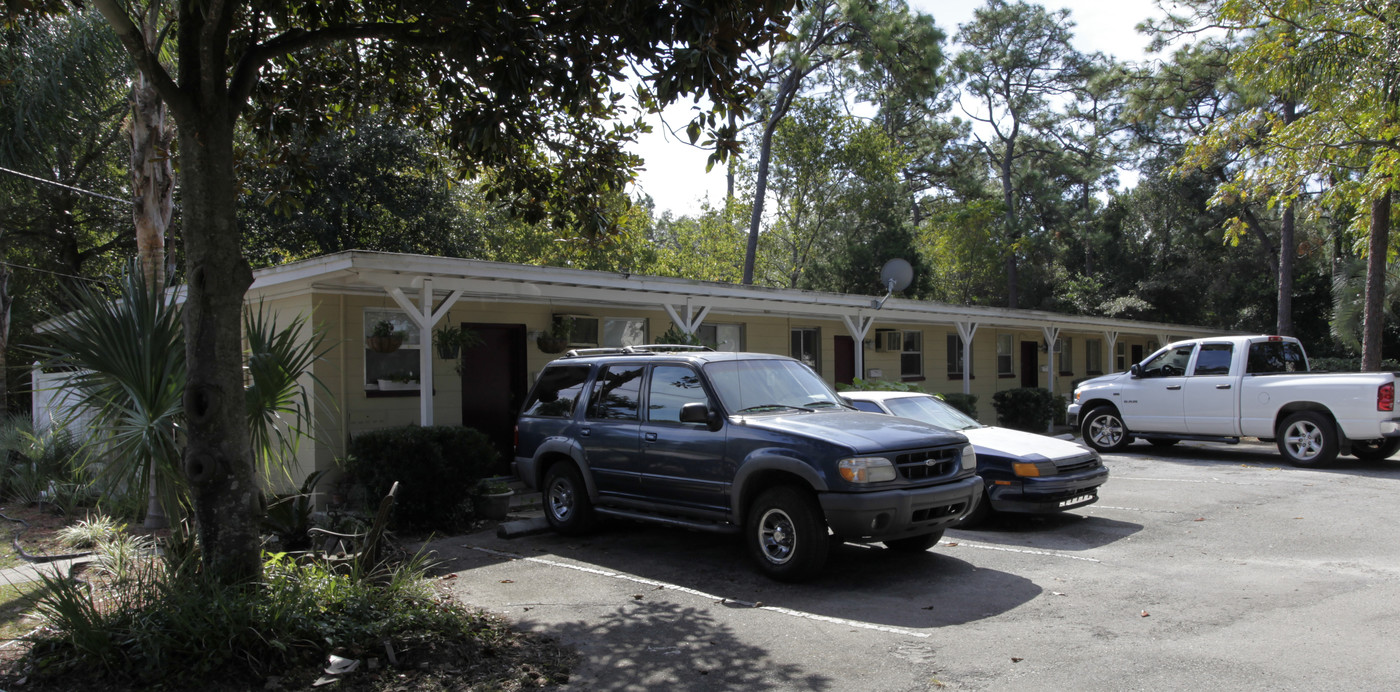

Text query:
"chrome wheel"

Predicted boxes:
[[546, 478, 575, 522], [541, 463, 596, 534], [757, 507, 796, 565], [1276, 411, 1338, 467], [1082, 408, 1129, 452], [1283, 419, 1324, 461]]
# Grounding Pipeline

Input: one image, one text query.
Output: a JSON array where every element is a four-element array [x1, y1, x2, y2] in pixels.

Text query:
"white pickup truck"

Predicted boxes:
[[1067, 335, 1400, 466]]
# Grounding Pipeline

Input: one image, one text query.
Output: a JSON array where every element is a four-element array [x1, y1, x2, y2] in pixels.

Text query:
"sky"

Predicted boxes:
[[626, 0, 1177, 218]]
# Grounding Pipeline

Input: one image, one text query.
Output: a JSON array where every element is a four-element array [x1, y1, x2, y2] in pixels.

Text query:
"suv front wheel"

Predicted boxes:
[[542, 462, 597, 535], [745, 486, 829, 582]]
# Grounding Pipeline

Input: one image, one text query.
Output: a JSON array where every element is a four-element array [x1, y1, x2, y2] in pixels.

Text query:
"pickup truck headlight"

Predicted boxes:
[[838, 457, 897, 483], [961, 444, 977, 472]]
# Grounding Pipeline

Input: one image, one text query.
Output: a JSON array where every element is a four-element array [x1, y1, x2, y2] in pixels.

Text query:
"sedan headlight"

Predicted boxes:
[[1013, 460, 1058, 477], [961, 444, 977, 472], [838, 457, 897, 483]]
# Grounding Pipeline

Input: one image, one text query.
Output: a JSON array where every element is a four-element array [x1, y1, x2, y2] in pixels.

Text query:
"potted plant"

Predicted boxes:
[[537, 316, 574, 354], [376, 371, 419, 391], [434, 324, 483, 362], [367, 320, 406, 354], [475, 479, 514, 520]]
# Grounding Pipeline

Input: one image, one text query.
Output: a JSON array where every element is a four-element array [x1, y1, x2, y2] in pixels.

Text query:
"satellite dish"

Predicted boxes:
[[880, 258, 914, 293], [872, 258, 913, 310]]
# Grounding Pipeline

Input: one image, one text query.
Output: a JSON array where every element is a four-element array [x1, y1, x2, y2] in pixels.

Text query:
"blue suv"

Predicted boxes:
[[514, 347, 984, 581]]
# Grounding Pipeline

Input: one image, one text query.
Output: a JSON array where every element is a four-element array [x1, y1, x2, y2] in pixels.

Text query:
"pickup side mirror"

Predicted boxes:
[[1129, 364, 1142, 378], [680, 402, 722, 431]]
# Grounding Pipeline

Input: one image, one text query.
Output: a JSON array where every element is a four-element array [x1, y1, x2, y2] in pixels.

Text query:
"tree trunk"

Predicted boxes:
[[743, 72, 800, 286], [132, 4, 175, 529], [0, 263, 10, 415], [179, 111, 262, 583], [1000, 133, 1019, 309], [1276, 101, 1298, 337], [1362, 191, 1389, 371]]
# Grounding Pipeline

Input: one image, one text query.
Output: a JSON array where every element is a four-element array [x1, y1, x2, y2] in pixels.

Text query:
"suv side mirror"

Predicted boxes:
[[680, 402, 722, 431], [1129, 364, 1142, 378]]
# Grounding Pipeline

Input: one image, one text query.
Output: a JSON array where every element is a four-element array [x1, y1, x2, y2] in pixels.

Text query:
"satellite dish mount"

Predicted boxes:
[[872, 258, 913, 310]]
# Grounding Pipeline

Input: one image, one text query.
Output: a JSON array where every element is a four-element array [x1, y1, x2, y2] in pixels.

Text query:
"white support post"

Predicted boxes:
[[956, 322, 978, 395], [663, 298, 712, 336], [841, 313, 875, 380], [1042, 326, 1061, 394], [1103, 330, 1119, 373], [387, 279, 465, 427]]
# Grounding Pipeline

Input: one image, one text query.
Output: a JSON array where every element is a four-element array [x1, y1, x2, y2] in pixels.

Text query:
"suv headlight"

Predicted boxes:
[[838, 457, 897, 483], [961, 444, 977, 472]]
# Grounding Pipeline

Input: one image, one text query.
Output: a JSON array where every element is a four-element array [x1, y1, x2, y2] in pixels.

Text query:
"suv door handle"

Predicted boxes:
[[644, 432, 658, 442], [1216, 384, 1232, 390], [1166, 385, 1182, 390], [579, 427, 590, 437]]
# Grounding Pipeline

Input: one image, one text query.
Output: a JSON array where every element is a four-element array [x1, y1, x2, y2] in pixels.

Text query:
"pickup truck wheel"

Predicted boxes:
[[1351, 438, 1400, 462], [883, 530, 944, 553], [746, 486, 829, 582], [1277, 411, 1339, 467], [542, 463, 597, 535], [1081, 407, 1130, 452]]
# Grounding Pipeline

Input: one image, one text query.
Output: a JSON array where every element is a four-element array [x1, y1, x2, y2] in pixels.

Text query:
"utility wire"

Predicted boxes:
[[0, 260, 112, 285], [0, 165, 132, 206]]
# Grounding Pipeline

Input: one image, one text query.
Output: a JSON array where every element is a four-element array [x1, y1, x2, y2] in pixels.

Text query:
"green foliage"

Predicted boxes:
[[55, 513, 122, 550], [262, 471, 327, 552], [991, 388, 1057, 432], [27, 542, 490, 689], [345, 426, 500, 531], [658, 325, 702, 346], [837, 377, 926, 393], [0, 415, 85, 504], [939, 393, 979, 419], [1310, 357, 1400, 373]]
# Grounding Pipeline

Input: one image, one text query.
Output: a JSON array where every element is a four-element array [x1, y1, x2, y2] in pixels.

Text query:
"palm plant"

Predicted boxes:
[[34, 266, 328, 523]]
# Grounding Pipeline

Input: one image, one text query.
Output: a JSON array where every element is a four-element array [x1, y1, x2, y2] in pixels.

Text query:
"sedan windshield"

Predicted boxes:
[[884, 396, 983, 431], [704, 359, 846, 414]]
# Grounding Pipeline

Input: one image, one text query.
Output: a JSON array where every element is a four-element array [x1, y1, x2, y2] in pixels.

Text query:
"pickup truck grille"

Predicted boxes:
[[894, 447, 960, 480]]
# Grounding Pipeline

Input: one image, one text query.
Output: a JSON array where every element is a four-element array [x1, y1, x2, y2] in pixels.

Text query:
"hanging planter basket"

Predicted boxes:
[[436, 343, 461, 360], [536, 335, 569, 354], [367, 335, 404, 354]]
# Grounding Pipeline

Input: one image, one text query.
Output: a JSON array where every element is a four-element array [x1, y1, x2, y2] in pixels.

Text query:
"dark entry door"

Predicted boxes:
[[1131, 344, 1145, 368], [1020, 341, 1039, 388], [834, 335, 855, 385], [460, 323, 527, 472]]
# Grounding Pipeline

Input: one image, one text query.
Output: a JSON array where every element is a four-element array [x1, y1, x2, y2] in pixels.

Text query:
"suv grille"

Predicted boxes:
[[894, 447, 960, 480]]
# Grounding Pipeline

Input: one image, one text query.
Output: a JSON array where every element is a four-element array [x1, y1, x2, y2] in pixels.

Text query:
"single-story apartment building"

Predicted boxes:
[[225, 250, 1234, 486]]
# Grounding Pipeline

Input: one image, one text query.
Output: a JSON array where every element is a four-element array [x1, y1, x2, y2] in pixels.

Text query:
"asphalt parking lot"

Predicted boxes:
[[427, 440, 1400, 691]]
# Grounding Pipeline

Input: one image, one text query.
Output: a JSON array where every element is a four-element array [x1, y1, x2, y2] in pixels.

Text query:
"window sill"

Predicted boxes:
[[366, 389, 419, 399], [1058, 371, 1074, 377], [901, 376, 926, 383], [998, 373, 1016, 379]]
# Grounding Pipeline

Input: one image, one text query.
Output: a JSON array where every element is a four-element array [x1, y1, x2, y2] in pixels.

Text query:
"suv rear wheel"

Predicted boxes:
[[745, 486, 829, 582], [542, 462, 597, 535]]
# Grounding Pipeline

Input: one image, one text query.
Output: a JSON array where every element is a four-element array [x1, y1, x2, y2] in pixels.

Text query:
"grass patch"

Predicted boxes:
[[0, 580, 50, 642]]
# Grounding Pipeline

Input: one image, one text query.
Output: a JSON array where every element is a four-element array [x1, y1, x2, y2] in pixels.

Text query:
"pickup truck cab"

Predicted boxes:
[[514, 346, 984, 581], [1068, 335, 1400, 466]]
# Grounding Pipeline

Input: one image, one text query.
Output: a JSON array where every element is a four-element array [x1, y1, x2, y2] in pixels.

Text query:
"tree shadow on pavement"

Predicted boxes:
[[517, 599, 835, 691]]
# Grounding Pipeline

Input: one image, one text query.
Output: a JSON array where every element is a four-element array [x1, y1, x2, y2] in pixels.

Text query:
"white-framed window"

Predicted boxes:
[[901, 330, 923, 378], [1115, 342, 1126, 371], [604, 317, 647, 347], [1086, 339, 1103, 374], [364, 308, 421, 392], [697, 323, 744, 352], [997, 334, 1014, 376], [947, 334, 969, 376], [1058, 338, 1074, 375], [791, 328, 820, 370]]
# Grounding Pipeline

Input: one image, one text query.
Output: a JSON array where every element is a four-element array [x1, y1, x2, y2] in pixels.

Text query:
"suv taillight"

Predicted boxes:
[[1381, 383, 1395, 412]]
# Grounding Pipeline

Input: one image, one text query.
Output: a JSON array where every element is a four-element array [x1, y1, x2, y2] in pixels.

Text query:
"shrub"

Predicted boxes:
[[345, 425, 499, 531], [1309, 357, 1400, 372], [940, 393, 979, 419], [991, 388, 1056, 433]]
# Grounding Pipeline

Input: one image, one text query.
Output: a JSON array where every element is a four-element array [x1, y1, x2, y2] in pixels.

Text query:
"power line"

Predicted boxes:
[[0, 165, 132, 206], [0, 260, 112, 285]]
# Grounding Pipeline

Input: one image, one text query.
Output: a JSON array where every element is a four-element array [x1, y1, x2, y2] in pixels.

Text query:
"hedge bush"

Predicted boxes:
[[991, 388, 1055, 432], [1309, 357, 1400, 372], [939, 392, 978, 419], [346, 425, 499, 531]]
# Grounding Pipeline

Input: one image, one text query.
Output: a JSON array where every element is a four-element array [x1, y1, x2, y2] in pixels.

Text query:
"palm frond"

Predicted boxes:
[[244, 301, 332, 482]]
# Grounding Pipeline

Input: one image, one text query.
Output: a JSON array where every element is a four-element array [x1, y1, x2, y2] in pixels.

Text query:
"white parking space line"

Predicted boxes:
[[1092, 505, 1184, 514], [939, 540, 1101, 563], [464, 545, 932, 639]]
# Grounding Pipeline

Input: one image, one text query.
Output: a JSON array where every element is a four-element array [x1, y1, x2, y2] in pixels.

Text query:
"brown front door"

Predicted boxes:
[[460, 323, 527, 473], [835, 335, 855, 385], [1020, 341, 1039, 388]]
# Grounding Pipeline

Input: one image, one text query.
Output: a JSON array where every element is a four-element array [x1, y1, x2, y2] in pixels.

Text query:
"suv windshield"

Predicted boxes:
[[704, 359, 845, 413]]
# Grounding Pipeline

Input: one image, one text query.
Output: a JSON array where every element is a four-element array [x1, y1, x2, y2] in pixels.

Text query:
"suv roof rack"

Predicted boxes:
[[561, 344, 715, 358]]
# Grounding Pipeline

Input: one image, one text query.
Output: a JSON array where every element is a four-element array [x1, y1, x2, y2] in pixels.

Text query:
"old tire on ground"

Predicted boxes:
[[1081, 406, 1130, 453], [542, 462, 597, 535], [1145, 437, 1179, 447], [883, 530, 945, 553], [1276, 411, 1339, 467], [745, 486, 829, 582], [1351, 437, 1400, 462]]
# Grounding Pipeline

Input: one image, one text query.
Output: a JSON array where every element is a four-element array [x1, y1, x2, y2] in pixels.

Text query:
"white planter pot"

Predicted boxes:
[[377, 379, 419, 391]]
